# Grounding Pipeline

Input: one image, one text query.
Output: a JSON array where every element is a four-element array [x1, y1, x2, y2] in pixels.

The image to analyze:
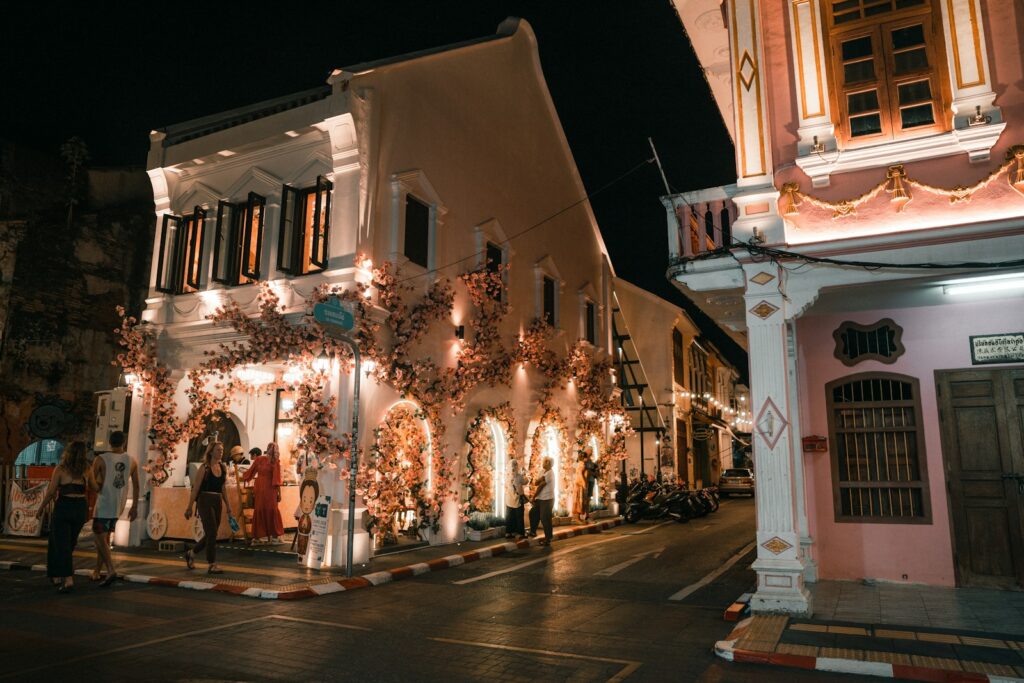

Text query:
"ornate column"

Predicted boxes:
[[744, 263, 812, 615], [786, 320, 818, 582], [788, 0, 834, 158]]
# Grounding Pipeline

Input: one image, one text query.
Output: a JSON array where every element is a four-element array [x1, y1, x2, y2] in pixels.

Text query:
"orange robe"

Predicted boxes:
[[242, 456, 284, 538]]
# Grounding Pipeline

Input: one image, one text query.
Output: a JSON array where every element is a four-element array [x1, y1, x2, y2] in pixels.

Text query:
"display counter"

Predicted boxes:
[[147, 484, 300, 541]]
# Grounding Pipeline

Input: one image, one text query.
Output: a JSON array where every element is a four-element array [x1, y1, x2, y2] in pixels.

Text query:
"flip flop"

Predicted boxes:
[[185, 549, 195, 570]]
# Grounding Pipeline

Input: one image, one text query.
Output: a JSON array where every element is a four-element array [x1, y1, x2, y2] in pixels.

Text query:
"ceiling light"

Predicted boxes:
[[944, 273, 1024, 296]]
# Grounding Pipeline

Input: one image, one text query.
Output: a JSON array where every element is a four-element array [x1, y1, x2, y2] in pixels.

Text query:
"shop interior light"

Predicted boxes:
[[282, 366, 303, 385], [943, 273, 1024, 296], [234, 365, 274, 387]]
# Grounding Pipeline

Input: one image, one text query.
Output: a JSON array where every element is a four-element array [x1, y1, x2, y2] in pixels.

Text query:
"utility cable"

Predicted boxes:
[[396, 156, 655, 283]]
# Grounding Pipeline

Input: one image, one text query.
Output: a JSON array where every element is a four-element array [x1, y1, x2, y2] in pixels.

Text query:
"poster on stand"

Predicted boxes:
[[6, 480, 48, 536], [298, 489, 331, 567]]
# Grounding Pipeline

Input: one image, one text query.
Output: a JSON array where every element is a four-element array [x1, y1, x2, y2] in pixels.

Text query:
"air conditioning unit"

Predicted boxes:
[[94, 387, 132, 451]]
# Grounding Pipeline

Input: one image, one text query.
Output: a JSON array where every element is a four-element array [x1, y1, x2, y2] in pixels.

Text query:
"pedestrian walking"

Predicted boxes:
[[91, 430, 138, 587], [242, 442, 284, 544], [35, 441, 90, 593], [185, 442, 234, 574], [505, 459, 526, 539], [572, 452, 588, 523], [584, 450, 598, 515], [531, 456, 556, 545]]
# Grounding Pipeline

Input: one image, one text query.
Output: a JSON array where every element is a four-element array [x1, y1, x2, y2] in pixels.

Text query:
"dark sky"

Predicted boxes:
[[1, 1, 744, 376]]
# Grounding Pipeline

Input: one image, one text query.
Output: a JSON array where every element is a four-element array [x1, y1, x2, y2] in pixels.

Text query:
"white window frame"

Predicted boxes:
[[390, 170, 446, 278], [534, 255, 563, 330], [473, 218, 513, 303]]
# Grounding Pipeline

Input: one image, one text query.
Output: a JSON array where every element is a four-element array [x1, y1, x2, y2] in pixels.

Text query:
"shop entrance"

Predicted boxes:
[[692, 426, 713, 488], [936, 367, 1024, 588], [186, 411, 241, 464]]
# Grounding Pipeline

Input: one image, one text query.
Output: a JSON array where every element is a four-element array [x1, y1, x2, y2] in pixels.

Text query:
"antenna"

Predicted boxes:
[[648, 137, 672, 196]]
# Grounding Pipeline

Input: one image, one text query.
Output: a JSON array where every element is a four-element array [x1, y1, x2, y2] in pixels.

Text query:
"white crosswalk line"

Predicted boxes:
[[668, 540, 755, 601]]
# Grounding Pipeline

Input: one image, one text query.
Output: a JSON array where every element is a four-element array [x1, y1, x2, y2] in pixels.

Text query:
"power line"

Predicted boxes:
[[396, 156, 655, 283]]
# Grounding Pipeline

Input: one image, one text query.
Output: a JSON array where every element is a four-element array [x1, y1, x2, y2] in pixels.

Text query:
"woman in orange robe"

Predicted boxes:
[[242, 442, 284, 543]]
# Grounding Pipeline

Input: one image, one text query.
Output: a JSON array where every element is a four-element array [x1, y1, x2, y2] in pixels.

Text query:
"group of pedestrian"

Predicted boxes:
[[503, 449, 598, 547], [35, 431, 137, 593]]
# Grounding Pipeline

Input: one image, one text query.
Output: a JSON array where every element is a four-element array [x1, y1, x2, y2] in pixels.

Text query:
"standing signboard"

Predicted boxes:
[[5, 480, 48, 536]]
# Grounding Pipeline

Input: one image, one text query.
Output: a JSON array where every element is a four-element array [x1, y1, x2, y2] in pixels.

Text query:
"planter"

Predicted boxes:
[[466, 526, 505, 542]]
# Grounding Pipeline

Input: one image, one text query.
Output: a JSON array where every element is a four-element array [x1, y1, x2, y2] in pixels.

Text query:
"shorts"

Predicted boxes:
[[92, 517, 118, 534]]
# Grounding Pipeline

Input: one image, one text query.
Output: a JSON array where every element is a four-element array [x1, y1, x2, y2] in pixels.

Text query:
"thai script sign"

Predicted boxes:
[[970, 333, 1024, 365]]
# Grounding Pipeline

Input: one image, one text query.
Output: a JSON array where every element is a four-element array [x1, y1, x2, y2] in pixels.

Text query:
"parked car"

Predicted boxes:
[[718, 468, 755, 497]]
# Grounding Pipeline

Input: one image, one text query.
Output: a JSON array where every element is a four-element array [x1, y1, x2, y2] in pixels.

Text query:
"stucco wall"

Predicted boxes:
[[797, 296, 1023, 585]]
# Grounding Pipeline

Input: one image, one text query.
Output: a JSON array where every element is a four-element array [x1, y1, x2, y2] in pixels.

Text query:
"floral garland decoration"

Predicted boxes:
[[464, 402, 518, 514]]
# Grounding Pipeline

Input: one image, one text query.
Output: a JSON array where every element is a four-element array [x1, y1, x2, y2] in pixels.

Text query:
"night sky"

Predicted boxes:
[[1, 1, 744, 375]]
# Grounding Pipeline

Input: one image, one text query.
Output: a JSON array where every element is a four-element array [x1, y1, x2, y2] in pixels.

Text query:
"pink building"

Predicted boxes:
[[666, 0, 1024, 615]]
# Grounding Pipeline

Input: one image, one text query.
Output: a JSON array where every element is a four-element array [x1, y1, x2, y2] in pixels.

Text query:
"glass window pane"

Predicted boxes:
[[844, 60, 876, 83], [835, 10, 860, 24], [302, 191, 316, 273], [894, 47, 928, 75], [543, 276, 556, 326], [850, 113, 883, 136], [832, 0, 859, 12], [891, 24, 925, 50], [404, 195, 430, 268], [864, 1, 891, 17], [842, 36, 874, 60], [900, 103, 934, 127], [897, 80, 932, 104], [895, 0, 925, 7], [847, 89, 880, 114]]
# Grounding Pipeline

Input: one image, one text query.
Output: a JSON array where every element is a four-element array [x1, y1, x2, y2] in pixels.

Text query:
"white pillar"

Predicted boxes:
[[744, 263, 812, 616], [726, 0, 773, 188], [786, 321, 817, 583], [126, 384, 151, 546], [788, 0, 835, 159]]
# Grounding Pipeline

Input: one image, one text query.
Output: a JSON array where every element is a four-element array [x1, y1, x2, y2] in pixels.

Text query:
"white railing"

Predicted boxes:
[[663, 185, 738, 261]]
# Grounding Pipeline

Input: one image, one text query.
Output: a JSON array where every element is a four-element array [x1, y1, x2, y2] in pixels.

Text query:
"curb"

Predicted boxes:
[[2, 518, 623, 601], [714, 618, 1024, 683]]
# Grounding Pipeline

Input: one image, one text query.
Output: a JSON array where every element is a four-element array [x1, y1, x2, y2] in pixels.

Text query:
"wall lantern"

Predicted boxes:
[[455, 325, 465, 341]]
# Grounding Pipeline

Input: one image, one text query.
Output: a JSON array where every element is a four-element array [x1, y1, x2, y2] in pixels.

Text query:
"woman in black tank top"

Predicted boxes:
[[185, 442, 234, 573], [36, 442, 90, 592]]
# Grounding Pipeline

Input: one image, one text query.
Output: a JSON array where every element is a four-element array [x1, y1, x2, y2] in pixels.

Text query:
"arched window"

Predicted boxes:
[[826, 372, 931, 523], [488, 418, 508, 513]]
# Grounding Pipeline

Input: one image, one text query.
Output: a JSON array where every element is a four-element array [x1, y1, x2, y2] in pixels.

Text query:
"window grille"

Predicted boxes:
[[833, 318, 905, 365], [826, 373, 931, 523]]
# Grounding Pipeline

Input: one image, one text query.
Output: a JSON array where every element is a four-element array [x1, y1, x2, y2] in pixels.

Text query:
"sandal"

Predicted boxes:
[[99, 573, 121, 588], [58, 584, 75, 594], [185, 549, 195, 570], [207, 565, 224, 575]]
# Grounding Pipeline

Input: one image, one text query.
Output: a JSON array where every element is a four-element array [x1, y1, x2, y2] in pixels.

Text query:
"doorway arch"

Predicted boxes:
[[186, 411, 242, 464]]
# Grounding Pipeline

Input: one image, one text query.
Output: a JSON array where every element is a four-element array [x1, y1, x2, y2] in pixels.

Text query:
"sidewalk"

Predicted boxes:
[[716, 581, 1024, 682], [0, 517, 622, 600]]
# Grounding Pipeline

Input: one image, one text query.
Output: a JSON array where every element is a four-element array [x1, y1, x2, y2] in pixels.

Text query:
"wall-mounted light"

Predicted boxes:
[[313, 351, 332, 374], [944, 273, 1024, 296], [117, 372, 139, 388], [455, 325, 465, 342]]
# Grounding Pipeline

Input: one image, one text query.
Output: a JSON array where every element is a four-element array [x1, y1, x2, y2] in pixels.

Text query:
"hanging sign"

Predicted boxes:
[[313, 298, 354, 332], [970, 333, 1024, 365], [5, 480, 47, 537], [693, 427, 713, 441]]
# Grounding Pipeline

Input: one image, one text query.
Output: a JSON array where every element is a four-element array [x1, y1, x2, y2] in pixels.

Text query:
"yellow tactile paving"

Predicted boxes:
[[959, 635, 1008, 649], [789, 623, 828, 633], [910, 656, 962, 671], [916, 632, 961, 644], [827, 625, 869, 636], [776, 644, 819, 657], [861, 651, 912, 666], [961, 661, 1018, 676], [874, 628, 916, 640], [819, 648, 866, 661]]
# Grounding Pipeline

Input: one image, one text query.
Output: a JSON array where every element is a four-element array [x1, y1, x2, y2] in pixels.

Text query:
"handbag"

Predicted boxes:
[[228, 515, 240, 533]]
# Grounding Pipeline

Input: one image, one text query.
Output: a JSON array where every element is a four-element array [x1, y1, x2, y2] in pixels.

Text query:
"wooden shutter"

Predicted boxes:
[[310, 175, 331, 271], [241, 192, 265, 281], [213, 201, 237, 285], [156, 213, 183, 293], [278, 185, 300, 274], [184, 206, 206, 291]]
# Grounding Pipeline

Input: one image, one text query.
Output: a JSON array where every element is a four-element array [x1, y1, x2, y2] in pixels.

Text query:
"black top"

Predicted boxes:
[[58, 482, 86, 496], [198, 465, 226, 494]]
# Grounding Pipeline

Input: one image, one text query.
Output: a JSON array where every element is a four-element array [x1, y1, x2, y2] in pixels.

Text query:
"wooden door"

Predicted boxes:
[[936, 368, 1024, 588]]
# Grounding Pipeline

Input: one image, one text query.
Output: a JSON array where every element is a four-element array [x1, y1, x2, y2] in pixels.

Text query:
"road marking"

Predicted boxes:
[[667, 540, 756, 602], [429, 636, 642, 683], [695, 526, 710, 531], [453, 524, 671, 585], [0, 614, 369, 679], [625, 520, 674, 535], [594, 546, 665, 577]]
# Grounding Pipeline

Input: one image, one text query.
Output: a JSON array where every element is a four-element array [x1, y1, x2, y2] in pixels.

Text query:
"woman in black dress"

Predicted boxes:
[[35, 441, 90, 593]]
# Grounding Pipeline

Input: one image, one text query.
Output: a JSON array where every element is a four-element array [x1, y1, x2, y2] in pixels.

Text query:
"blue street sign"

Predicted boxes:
[[313, 298, 354, 331]]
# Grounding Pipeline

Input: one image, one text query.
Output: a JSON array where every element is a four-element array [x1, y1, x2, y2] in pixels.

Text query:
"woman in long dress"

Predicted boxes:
[[572, 453, 589, 523], [242, 442, 284, 544]]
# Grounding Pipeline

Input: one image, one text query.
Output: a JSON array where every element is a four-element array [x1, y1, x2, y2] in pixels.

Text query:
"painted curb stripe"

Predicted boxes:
[[0, 518, 623, 601]]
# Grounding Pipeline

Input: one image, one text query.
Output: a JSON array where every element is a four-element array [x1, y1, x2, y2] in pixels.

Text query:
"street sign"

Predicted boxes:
[[313, 298, 354, 331]]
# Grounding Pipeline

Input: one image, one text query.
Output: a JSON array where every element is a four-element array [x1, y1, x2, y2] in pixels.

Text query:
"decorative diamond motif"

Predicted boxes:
[[750, 272, 775, 285], [762, 536, 793, 555], [738, 51, 757, 91], [755, 397, 789, 450], [749, 300, 779, 319]]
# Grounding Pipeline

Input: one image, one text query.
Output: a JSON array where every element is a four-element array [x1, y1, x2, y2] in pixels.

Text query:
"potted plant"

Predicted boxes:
[[465, 512, 506, 541]]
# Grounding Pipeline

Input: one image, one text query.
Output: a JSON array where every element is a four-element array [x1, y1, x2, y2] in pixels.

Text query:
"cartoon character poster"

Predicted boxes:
[[6, 480, 48, 537], [296, 478, 319, 562]]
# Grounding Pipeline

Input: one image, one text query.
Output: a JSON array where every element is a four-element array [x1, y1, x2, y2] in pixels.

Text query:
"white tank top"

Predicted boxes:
[[95, 452, 131, 519]]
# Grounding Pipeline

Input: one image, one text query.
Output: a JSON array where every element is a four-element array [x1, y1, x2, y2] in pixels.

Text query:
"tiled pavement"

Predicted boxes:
[[716, 582, 1024, 681]]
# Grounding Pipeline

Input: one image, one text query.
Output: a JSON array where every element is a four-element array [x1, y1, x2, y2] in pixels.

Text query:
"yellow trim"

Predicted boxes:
[[749, 0, 768, 178], [793, 0, 826, 119], [732, 0, 769, 179], [946, 0, 985, 89]]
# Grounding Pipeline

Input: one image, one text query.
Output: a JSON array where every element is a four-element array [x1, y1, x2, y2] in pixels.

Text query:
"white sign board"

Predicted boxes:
[[970, 333, 1024, 365]]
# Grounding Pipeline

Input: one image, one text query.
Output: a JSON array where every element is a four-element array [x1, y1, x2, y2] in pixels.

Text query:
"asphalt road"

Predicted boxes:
[[0, 497, 865, 682]]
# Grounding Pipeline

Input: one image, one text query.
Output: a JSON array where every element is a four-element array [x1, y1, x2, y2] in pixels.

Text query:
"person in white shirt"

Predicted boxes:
[[505, 459, 526, 540], [91, 431, 138, 587], [530, 457, 556, 545]]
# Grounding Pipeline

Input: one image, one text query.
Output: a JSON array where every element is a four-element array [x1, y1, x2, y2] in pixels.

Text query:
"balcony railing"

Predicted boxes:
[[664, 185, 738, 262]]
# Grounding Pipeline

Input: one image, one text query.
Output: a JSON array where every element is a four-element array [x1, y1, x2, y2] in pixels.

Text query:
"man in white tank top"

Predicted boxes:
[[91, 430, 138, 587]]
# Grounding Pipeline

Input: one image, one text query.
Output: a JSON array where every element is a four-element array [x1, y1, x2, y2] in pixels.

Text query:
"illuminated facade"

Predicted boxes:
[[667, 0, 1024, 614], [127, 19, 626, 562]]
